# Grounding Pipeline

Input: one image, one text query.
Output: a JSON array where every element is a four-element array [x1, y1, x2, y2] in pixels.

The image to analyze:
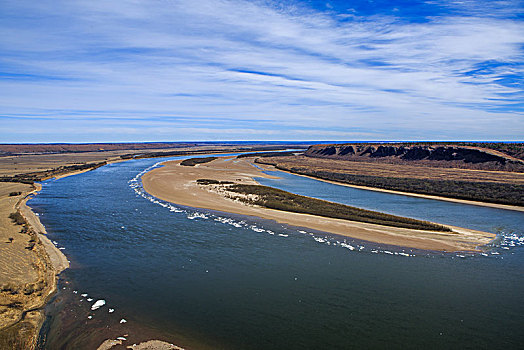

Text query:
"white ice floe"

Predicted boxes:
[[87, 298, 93, 302], [120, 318, 127, 323], [91, 299, 106, 311], [187, 212, 209, 220], [340, 242, 355, 251], [87, 315, 93, 319], [214, 216, 243, 228], [117, 337, 127, 341], [250, 225, 265, 233], [278, 234, 288, 237], [313, 237, 326, 243], [109, 308, 115, 313], [73, 290, 77, 294], [81, 293, 88, 297]]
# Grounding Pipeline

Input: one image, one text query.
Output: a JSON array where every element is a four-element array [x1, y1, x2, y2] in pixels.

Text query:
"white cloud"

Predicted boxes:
[[0, 0, 522, 141]]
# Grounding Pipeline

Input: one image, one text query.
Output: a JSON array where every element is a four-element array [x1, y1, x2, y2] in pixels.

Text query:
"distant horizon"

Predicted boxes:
[[1, 140, 522, 145], [1, 0, 522, 142]]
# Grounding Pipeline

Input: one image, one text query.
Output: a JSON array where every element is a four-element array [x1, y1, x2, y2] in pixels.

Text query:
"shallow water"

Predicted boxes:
[[31, 156, 524, 349]]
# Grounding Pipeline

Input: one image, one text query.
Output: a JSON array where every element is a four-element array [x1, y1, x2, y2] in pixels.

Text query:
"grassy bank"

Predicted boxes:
[[201, 180, 452, 232], [0, 161, 107, 184]]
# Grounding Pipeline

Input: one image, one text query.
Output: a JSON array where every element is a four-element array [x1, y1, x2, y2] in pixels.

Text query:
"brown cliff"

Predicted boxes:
[[305, 143, 524, 171]]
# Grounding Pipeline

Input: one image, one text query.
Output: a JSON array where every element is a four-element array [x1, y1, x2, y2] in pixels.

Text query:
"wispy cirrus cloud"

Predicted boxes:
[[0, 0, 522, 142]]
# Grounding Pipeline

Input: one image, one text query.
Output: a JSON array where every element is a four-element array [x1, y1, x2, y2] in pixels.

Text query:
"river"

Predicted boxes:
[[31, 155, 523, 349]]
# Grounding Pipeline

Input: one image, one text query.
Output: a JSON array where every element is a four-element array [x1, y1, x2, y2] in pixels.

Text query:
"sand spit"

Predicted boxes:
[[98, 338, 184, 350], [141, 157, 496, 252]]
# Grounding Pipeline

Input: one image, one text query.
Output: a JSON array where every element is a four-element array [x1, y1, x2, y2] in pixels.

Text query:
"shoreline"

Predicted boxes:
[[13, 185, 69, 349], [142, 157, 496, 252], [19, 184, 70, 274], [0, 182, 70, 349], [265, 165, 524, 213]]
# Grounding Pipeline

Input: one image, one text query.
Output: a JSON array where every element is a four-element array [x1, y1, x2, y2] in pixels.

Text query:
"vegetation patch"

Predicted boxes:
[[0, 161, 107, 184], [8, 212, 26, 226], [224, 184, 451, 232], [196, 179, 234, 185], [180, 157, 218, 166]]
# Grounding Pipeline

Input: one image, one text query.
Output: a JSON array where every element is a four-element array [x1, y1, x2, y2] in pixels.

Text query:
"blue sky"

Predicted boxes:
[[0, 0, 522, 142]]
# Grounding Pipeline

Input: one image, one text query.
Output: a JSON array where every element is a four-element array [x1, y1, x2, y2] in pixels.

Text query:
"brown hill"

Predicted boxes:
[[305, 143, 524, 171]]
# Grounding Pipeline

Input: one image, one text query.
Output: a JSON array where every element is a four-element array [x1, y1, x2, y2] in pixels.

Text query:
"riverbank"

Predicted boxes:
[[142, 157, 496, 252], [0, 183, 68, 349]]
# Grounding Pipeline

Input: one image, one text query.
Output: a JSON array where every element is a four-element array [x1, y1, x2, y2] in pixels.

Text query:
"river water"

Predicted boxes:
[[30, 155, 523, 349]]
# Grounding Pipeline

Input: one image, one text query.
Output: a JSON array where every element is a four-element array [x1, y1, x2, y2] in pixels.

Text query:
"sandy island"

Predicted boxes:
[[142, 157, 496, 252]]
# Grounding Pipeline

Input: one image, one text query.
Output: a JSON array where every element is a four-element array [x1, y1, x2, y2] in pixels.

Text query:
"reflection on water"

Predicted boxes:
[[31, 156, 524, 349]]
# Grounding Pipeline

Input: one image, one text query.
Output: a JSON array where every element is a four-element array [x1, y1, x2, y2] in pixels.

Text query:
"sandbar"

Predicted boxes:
[[142, 157, 496, 252]]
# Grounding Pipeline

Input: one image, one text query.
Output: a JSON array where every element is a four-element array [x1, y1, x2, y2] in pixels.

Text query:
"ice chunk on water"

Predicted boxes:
[[120, 318, 127, 323], [91, 299, 106, 310]]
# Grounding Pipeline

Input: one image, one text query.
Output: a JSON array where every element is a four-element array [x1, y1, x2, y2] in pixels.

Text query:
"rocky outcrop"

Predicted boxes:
[[306, 144, 522, 166]]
